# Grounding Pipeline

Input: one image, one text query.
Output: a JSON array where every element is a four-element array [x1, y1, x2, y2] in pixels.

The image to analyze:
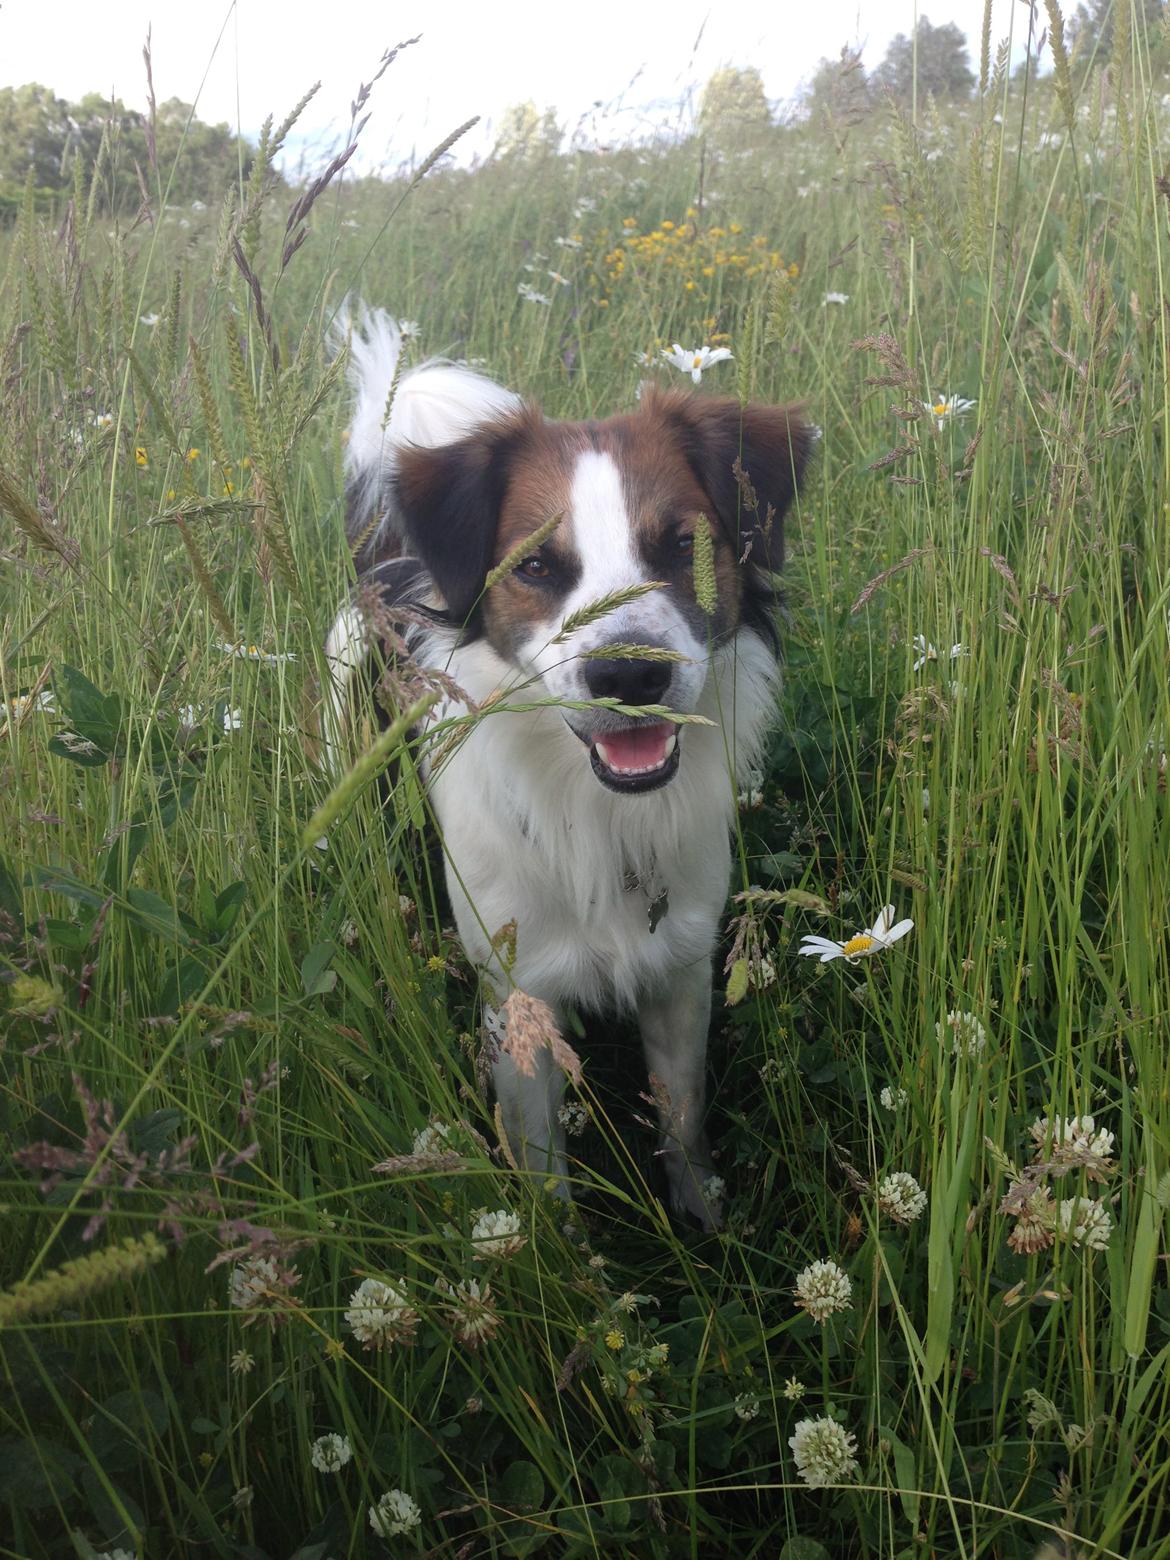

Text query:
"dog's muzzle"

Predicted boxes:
[[567, 718, 681, 793]]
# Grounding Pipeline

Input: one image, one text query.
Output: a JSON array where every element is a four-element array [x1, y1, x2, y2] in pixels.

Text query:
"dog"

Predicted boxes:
[[325, 304, 812, 1227]]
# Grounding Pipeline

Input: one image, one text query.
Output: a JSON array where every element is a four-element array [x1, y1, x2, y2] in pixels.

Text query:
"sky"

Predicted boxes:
[[0, 0, 1035, 170]]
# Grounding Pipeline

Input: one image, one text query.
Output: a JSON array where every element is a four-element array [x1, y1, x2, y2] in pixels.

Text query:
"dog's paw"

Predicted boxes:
[[664, 1150, 724, 1233]]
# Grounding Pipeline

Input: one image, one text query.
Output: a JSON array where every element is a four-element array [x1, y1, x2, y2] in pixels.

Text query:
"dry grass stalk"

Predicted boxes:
[[501, 989, 582, 1085]]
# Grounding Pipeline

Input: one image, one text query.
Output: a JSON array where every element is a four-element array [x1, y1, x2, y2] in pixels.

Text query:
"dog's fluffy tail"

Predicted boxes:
[[333, 298, 522, 566]]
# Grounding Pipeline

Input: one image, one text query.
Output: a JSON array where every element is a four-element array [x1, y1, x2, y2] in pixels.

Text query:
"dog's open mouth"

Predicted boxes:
[[571, 720, 681, 793]]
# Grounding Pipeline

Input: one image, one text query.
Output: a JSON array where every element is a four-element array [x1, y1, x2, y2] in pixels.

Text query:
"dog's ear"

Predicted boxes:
[[646, 389, 814, 571], [393, 411, 534, 628]]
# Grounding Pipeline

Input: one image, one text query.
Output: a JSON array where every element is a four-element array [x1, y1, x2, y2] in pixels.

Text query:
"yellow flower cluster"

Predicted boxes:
[[598, 214, 797, 296]]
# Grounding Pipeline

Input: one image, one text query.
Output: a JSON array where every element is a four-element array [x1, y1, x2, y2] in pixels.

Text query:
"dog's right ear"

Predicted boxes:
[[394, 410, 534, 630]]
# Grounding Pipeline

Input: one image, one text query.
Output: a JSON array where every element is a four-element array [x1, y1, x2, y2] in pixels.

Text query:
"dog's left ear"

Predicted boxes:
[[647, 389, 815, 570]]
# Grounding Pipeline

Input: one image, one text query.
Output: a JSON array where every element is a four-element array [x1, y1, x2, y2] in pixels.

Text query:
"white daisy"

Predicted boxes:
[[344, 1277, 418, 1349], [309, 1432, 352, 1472], [661, 343, 735, 384], [789, 1415, 860, 1487], [518, 282, 552, 305], [911, 635, 967, 671], [797, 904, 914, 965], [1, 691, 56, 727], [369, 1488, 422, 1537], [218, 642, 296, 664], [793, 1259, 853, 1324], [922, 393, 977, 431], [878, 1170, 928, 1223]]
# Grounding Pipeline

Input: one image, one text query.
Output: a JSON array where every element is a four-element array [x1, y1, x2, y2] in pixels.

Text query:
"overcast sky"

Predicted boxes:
[[1, 0, 1035, 169]]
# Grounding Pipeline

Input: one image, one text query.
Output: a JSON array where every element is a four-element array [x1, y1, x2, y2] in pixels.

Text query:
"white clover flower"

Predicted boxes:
[[1030, 1115, 1115, 1180], [798, 904, 914, 965], [661, 343, 735, 384], [229, 1348, 255, 1375], [557, 1100, 589, 1135], [880, 1085, 909, 1110], [878, 1170, 928, 1224], [218, 641, 296, 663], [703, 1174, 726, 1203], [911, 634, 968, 672], [411, 1120, 453, 1157], [1058, 1196, 1113, 1251], [310, 1432, 352, 1472], [734, 1392, 761, 1421], [789, 1415, 860, 1487], [437, 1277, 501, 1348], [922, 392, 977, 431], [518, 282, 552, 305], [782, 1376, 805, 1401], [344, 1277, 418, 1349], [227, 1255, 280, 1311], [470, 1207, 527, 1259], [822, 291, 850, 305], [794, 1259, 853, 1324], [750, 954, 777, 990], [398, 318, 421, 339], [369, 1487, 422, 1537], [938, 1009, 988, 1058]]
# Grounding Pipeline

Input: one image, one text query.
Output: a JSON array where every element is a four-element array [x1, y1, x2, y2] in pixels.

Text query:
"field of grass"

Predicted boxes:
[[3, 7, 1170, 1557]]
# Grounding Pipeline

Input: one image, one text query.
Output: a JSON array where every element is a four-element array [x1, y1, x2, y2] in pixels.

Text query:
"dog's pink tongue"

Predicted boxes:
[[596, 722, 674, 772]]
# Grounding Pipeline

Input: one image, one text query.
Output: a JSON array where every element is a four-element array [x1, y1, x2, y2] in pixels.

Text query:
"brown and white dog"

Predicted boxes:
[[326, 303, 812, 1227]]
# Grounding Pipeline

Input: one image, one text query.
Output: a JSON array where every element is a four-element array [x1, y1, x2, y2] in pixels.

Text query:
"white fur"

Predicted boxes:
[[329, 304, 784, 1227]]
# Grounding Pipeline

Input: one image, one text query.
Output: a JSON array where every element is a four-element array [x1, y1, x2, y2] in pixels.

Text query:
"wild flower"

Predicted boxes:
[[782, 1376, 806, 1401], [1058, 1196, 1113, 1251], [734, 1392, 761, 1420], [798, 904, 914, 964], [605, 1328, 625, 1350], [369, 1488, 422, 1537], [344, 1276, 419, 1348], [1, 690, 56, 732], [703, 1174, 726, 1203], [878, 1171, 928, 1223], [789, 1415, 860, 1487], [398, 318, 421, 339], [1030, 1116, 1115, 1181], [912, 635, 967, 671], [661, 343, 735, 384], [822, 291, 850, 305], [939, 1010, 988, 1058], [547, 270, 571, 286], [178, 704, 243, 733], [310, 1432, 352, 1472], [794, 1259, 853, 1323], [436, 1276, 501, 1348], [411, 1120, 453, 1156], [218, 642, 296, 664], [557, 1100, 589, 1135], [880, 1085, 909, 1110], [922, 393, 977, 431], [470, 1207, 527, 1259], [518, 282, 552, 305], [229, 1349, 255, 1375], [227, 1253, 300, 1324], [139, 312, 160, 326], [1004, 1184, 1055, 1254]]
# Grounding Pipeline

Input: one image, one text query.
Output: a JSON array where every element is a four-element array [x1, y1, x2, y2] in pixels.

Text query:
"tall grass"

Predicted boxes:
[[2, 6, 1170, 1555]]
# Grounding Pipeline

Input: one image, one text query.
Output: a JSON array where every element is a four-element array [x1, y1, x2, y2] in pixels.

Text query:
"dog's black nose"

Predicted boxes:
[[583, 647, 673, 706]]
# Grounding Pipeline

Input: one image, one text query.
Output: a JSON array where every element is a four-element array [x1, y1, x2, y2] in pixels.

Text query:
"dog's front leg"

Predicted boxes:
[[637, 960, 720, 1230], [493, 1042, 570, 1198]]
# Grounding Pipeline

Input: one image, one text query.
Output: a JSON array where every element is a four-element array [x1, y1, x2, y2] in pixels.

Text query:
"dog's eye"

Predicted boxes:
[[516, 555, 550, 580], [675, 531, 695, 556]]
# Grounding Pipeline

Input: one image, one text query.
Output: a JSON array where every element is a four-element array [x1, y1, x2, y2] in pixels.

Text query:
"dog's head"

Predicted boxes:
[[393, 388, 813, 793]]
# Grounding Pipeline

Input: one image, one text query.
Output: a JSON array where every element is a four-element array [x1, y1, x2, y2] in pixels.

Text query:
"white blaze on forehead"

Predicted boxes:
[[566, 449, 643, 602]]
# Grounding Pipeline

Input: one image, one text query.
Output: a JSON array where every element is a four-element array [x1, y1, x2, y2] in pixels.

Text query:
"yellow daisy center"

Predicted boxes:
[[693, 354, 703, 368], [841, 933, 876, 957], [932, 401, 948, 416]]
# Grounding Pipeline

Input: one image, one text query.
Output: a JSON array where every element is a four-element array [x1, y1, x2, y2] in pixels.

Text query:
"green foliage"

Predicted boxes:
[[2, 11, 1170, 1556], [872, 16, 977, 102]]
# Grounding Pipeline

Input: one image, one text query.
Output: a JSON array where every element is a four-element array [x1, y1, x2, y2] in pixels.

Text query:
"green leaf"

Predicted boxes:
[[499, 1459, 544, 1511], [125, 888, 192, 945], [780, 1541, 831, 1560], [301, 940, 338, 996], [881, 1427, 920, 1527]]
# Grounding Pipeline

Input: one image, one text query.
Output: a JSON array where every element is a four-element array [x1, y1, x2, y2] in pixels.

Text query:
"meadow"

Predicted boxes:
[[2, 8, 1170, 1557]]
